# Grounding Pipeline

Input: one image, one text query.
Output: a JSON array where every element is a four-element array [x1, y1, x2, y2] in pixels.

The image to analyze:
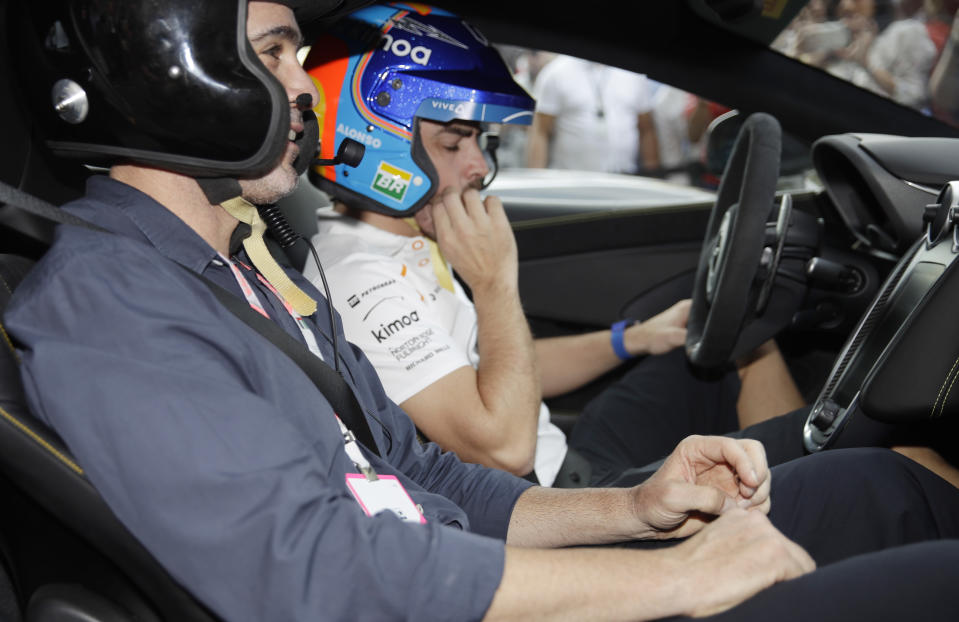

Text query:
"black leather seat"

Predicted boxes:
[[0, 254, 221, 622]]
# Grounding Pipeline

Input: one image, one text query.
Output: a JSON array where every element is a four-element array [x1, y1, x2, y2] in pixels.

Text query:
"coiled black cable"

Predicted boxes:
[[258, 203, 340, 373], [259, 203, 300, 249], [258, 203, 394, 453]]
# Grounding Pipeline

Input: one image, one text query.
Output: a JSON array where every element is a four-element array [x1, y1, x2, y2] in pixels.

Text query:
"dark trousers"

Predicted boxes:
[[565, 353, 959, 618], [679, 448, 959, 621], [567, 349, 809, 487]]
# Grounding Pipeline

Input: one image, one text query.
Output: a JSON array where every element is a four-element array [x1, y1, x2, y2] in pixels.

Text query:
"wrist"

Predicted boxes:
[[658, 547, 706, 618], [610, 319, 637, 361], [589, 486, 660, 542], [627, 482, 665, 540], [470, 272, 519, 298]]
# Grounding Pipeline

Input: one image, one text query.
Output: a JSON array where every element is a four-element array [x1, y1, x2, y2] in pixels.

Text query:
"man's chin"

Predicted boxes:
[[239, 167, 299, 205]]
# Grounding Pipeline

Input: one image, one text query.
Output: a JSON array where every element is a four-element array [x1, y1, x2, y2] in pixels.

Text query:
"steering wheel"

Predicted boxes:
[[686, 113, 782, 368]]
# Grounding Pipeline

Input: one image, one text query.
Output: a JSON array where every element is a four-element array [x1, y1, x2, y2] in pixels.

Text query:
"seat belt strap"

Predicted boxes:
[[201, 276, 380, 456], [0, 183, 108, 233]]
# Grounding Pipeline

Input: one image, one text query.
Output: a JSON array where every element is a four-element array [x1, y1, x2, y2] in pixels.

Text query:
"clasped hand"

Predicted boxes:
[[631, 435, 771, 540], [632, 436, 816, 617]]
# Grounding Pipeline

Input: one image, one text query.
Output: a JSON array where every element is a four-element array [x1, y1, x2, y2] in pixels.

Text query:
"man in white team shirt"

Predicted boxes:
[[526, 54, 661, 174], [302, 4, 808, 487]]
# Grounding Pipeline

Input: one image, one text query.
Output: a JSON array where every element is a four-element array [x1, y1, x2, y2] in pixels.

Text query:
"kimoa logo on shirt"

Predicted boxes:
[[371, 311, 421, 343], [371, 161, 412, 202]]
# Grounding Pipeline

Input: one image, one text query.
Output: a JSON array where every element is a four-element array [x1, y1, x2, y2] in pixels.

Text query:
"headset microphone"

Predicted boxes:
[[295, 93, 313, 109], [258, 99, 366, 373], [315, 139, 365, 168]]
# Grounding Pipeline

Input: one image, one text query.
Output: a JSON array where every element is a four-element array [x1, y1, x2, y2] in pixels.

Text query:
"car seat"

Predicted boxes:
[[0, 257, 224, 621], [0, 0, 307, 613]]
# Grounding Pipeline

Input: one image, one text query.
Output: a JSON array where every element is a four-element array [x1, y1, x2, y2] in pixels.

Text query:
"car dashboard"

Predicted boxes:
[[802, 137, 959, 453]]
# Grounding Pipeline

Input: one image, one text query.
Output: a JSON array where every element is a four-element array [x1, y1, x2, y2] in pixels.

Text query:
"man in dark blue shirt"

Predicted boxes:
[[8, 1, 959, 621]]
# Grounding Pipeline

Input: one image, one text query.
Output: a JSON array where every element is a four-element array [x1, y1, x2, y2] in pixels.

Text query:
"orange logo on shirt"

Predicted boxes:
[[412, 239, 424, 251]]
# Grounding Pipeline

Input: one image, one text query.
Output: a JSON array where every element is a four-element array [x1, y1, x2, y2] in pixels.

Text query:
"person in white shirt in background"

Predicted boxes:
[[526, 55, 661, 174]]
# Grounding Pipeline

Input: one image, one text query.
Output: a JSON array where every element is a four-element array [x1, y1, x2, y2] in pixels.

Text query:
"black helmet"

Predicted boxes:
[[11, 0, 367, 179]]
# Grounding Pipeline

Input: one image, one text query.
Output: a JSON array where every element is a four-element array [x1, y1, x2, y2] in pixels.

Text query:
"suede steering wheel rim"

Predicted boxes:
[[686, 113, 782, 368]]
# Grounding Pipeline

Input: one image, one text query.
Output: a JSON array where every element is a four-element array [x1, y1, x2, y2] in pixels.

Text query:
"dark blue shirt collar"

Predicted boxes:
[[66, 175, 224, 276]]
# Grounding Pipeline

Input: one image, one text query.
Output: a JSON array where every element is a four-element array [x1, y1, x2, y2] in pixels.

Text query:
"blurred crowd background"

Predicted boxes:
[[491, 0, 959, 187], [773, 0, 959, 121]]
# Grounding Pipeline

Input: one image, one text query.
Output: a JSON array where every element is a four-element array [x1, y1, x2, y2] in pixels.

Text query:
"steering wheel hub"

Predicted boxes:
[[706, 205, 736, 304]]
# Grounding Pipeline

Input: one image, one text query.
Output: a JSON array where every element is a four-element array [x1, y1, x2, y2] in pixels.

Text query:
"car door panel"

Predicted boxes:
[[510, 205, 712, 332]]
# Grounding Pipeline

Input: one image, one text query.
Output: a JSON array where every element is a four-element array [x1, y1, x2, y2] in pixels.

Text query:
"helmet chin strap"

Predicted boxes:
[[196, 102, 320, 317], [479, 129, 500, 190]]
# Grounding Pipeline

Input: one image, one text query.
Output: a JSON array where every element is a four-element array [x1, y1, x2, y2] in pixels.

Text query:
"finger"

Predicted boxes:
[[747, 463, 772, 509], [738, 484, 770, 512], [753, 496, 771, 515], [739, 439, 768, 480], [485, 196, 518, 254], [432, 197, 454, 239], [440, 187, 471, 231], [740, 472, 771, 511], [461, 188, 490, 224], [662, 480, 736, 517], [737, 439, 769, 500], [687, 436, 762, 490], [675, 299, 692, 327], [483, 194, 509, 227]]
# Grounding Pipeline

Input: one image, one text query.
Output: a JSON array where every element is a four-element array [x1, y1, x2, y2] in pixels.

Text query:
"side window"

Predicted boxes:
[[489, 46, 819, 220], [492, 45, 730, 189], [772, 0, 959, 128]]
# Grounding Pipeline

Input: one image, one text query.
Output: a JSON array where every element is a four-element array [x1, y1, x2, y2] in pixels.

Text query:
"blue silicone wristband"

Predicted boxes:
[[610, 319, 633, 361]]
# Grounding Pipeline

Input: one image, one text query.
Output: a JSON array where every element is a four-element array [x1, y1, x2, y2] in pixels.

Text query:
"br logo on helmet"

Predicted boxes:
[[381, 33, 432, 66], [372, 162, 413, 202]]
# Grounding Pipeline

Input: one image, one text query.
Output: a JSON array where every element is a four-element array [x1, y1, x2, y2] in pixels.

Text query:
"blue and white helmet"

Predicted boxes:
[[305, 2, 535, 216]]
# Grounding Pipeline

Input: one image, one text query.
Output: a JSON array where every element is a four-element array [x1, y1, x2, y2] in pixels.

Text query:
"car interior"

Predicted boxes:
[[2, 0, 959, 619]]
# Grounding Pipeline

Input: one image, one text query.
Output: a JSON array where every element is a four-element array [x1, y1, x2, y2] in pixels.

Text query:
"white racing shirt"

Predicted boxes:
[[306, 210, 567, 486], [532, 54, 654, 174]]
